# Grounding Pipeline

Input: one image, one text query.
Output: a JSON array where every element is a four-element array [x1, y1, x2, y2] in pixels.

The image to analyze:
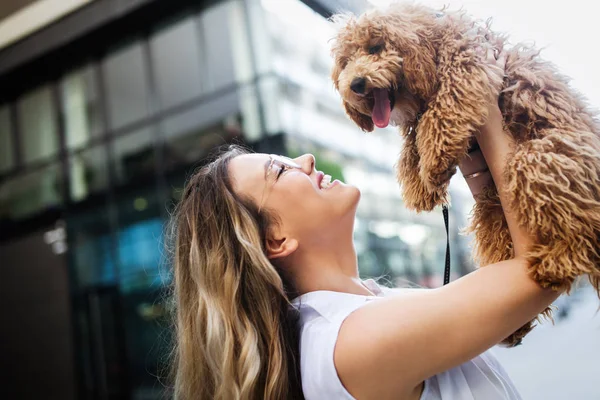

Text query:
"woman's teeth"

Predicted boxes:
[[320, 174, 332, 189]]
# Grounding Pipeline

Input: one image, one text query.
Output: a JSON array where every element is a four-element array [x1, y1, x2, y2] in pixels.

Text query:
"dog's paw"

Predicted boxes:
[[403, 188, 447, 212], [421, 166, 457, 193], [400, 175, 448, 212]]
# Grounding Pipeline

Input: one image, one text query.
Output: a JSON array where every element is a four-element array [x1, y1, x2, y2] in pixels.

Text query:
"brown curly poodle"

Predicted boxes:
[[331, 3, 600, 346]]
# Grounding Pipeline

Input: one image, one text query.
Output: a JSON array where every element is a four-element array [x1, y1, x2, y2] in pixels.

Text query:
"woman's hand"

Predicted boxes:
[[458, 143, 493, 197], [463, 47, 534, 257], [458, 46, 507, 197]]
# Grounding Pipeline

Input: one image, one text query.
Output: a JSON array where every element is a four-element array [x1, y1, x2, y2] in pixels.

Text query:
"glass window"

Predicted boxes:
[[160, 87, 241, 155], [150, 15, 203, 110], [66, 205, 117, 288], [0, 163, 63, 219], [70, 145, 109, 202], [116, 218, 168, 292], [0, 105, 14, 173], [112, 128, 156, 185], [162, 114, 242, 172], [72, 233, 116, 286], [17, 85, 59, 164], [103, 42, 150, 129], [199, 2, 236, 91], [61, 65, 103, 150]]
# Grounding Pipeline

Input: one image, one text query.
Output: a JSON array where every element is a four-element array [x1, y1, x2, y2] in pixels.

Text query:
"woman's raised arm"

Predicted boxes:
[[333, 51, 561, 400]]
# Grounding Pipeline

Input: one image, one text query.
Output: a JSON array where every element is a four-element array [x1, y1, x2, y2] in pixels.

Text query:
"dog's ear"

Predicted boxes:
[[403, 48, 437, 100], [382, 9, 439, 100], [343, 101, 374, 132]]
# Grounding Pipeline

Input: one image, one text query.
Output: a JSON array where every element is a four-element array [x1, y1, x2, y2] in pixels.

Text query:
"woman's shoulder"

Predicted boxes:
[[292, 287, 380, 325], [291, 281, 420, 331], [292, 290, 380, 400]]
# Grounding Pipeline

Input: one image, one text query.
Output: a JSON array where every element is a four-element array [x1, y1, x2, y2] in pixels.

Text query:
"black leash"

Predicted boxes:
[[442, 204, 451, 285]]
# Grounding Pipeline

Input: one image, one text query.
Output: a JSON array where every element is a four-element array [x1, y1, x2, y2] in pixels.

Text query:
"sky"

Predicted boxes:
[[367, 0, 600, 108]]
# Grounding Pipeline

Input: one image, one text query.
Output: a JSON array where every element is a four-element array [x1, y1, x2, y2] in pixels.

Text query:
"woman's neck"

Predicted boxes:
[[285, 241, 374, 297]]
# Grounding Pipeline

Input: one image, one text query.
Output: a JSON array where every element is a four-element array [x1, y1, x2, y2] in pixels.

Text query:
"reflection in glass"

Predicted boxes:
[[72, 235, 115, 286], [0, 163, 63, 219], [0, 105, 13, 173], [69, 145, 109, 201], [200, 2, 236, 91], [122, 287, 172, 399], [112, 128, 156, 184], [17, 85, 59, 164], [61, 65, 103, 150], [113, 215, 171, 396], [150, 15, 203, 110], [103, 42, 150, 129], [117, 218, 169, 293], [163, 114, 243, 172], [67, 206, 117, 288]]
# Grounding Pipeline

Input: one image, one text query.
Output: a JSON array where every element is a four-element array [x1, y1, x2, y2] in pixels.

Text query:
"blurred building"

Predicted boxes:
[[0, 0, 474, 398]]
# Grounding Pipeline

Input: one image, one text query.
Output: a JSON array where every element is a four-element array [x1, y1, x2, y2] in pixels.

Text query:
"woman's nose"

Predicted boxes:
[[294, 154, 315, 174]]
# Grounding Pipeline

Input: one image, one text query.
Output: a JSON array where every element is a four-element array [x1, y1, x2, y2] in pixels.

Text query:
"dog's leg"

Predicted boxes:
[[397, 130, 447, 211], [416, 105, 477, 192], [506, 135, 600, 294], [467, 185, 513, 265], [415, 53, 502, 193]]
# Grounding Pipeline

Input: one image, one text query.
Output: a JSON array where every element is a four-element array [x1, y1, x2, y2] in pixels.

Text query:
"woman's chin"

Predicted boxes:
[[324, 181, 360, 214], [333, 180, 359, 195], [343, 185, 361, 210]]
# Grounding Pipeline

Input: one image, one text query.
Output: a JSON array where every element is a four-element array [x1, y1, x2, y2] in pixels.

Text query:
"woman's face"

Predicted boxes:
[[229, 153, 360, 249]]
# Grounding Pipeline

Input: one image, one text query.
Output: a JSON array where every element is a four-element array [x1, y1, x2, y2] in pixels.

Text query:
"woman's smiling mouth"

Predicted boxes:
[[316, 171, 334, 189]]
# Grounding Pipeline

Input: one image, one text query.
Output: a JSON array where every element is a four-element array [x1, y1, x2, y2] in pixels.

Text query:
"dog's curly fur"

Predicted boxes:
[[331, 3, 600, 346]]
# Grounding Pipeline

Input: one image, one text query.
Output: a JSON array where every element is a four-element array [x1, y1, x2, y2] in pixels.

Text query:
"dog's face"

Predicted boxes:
[[331, 6, 440, 132]]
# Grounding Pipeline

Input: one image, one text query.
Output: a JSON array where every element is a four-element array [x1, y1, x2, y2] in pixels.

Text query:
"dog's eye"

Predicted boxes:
[[368, 44, 383, 55], [336, 57, 348, 70]]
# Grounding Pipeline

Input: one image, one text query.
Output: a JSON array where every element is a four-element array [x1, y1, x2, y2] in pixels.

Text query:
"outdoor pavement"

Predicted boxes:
[[492, 285, 600, 400]]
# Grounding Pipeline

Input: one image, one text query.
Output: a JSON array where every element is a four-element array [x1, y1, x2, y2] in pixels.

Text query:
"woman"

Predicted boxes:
[[169, 50, 560, 399]]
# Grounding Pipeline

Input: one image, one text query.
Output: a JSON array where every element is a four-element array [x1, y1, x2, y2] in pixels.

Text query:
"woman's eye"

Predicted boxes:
[[369, 44, 383, 55], [276, 165, 286, 178]]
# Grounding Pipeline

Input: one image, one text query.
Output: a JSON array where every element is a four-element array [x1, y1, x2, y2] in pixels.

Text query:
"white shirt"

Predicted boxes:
[[291, 280, 522, 400]]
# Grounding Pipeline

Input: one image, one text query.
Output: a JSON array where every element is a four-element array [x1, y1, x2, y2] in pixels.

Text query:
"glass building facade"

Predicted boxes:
[[0, 0, 476, 398]]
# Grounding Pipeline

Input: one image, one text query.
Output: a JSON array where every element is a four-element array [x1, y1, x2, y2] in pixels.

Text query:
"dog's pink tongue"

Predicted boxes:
[[371, 88, 391, 128]]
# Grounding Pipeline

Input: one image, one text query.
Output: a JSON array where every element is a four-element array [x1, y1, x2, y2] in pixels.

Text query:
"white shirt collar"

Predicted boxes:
[[290, 279, 384, 323]]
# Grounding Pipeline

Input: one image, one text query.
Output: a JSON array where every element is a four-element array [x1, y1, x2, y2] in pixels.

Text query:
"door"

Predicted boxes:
[[78, 284, 130, 400]]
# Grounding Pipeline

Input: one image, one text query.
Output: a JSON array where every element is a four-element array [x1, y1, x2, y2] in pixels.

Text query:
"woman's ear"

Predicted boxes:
[[344, 100, 374, 132], [266, 236, 298, 260]]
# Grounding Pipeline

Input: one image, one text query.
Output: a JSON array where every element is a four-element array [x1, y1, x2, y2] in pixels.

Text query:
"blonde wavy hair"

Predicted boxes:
[[168, 145, 303, 399]]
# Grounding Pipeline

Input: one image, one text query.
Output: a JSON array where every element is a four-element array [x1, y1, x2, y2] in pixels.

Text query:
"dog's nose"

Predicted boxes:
[[350, 77, 366, 94]]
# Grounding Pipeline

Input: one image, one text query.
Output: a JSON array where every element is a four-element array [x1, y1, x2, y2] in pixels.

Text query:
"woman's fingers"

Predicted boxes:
[[459, 148, 488, 176]]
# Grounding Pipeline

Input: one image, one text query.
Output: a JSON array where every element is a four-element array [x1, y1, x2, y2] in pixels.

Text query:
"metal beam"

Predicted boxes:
[[0, 0, 367, 97], [299, 0, 367, 18], [0, 0, 155, 77]]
